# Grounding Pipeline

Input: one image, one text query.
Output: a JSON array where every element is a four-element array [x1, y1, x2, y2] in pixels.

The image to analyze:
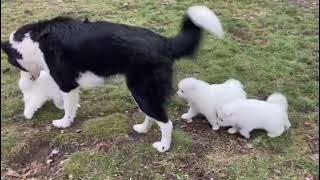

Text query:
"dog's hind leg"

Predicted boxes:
[[206, 112, 220, 130], [52, 88, 80, 128], [128, 87, 173, 152], [127, 68, 173, 152], [266, 127, 284, 138], [133, 115, 154, 133]]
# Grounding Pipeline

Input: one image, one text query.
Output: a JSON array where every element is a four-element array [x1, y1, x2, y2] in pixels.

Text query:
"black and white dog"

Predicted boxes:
[[1, 6, 224, 152]]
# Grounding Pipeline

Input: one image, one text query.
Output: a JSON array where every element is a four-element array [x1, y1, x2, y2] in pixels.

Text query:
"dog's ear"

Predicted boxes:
[[1, 41, 10, 54]]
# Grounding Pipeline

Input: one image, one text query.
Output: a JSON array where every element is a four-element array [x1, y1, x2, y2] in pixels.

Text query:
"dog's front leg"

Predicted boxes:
[[227, 127, 238, 134], [52, 88, 80, 128], [181, 106, 198, 122]]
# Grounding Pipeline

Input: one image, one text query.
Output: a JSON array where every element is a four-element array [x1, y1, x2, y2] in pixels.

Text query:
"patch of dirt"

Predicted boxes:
[[3, 107, 254, 179], [176, 115, 255, 178], [229, 28, 252, 43], [2, 139, 74, 179], [127, 108, 255, 179]]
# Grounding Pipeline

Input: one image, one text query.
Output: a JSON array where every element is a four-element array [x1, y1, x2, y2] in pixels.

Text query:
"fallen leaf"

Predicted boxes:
[[304, 121, 312, 127]]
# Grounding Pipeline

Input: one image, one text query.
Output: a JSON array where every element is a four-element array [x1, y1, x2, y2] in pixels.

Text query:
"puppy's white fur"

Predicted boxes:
[[177, 78, 246, 130], [19, 71, 63, 119], [217, 93, 291, 138]]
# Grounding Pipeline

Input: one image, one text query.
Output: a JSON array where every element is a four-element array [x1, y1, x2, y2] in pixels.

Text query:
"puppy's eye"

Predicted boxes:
[[181, 90, 184, 93]]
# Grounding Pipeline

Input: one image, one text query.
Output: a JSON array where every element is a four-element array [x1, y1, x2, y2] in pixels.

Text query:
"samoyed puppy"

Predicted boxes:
[[177, 78, 246, 130], [19, 71, 63, 119], [216, 93, 291, 138]]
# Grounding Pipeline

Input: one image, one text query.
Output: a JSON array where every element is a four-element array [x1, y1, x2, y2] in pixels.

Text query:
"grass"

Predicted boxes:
[[1, 0, 319, 179], [82, 113, 129, 139]]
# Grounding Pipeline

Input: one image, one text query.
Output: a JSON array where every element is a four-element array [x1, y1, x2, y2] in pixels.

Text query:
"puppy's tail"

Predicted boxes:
[[267, 93, 288, 111], [166, 5, 224, 59]]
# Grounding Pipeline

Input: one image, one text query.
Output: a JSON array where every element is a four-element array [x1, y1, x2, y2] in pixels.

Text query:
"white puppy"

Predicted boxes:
[[177, 78, 246, 130], [19, 71, 63, 119], [216, 93, 291, 138]]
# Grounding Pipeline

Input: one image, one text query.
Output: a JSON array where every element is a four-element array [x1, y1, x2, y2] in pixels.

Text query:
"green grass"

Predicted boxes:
[[1, 0, 319, 179], [82, 113, 129, 139]]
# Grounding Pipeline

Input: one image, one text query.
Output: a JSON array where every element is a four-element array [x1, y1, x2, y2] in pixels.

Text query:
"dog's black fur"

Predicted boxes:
[[1, 15, 203, 123]]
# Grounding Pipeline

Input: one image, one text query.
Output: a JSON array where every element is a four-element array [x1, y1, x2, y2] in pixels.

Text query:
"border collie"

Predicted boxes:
[[1, 6, 224, 152]]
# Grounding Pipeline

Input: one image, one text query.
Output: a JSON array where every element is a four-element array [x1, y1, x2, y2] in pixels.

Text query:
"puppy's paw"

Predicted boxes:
[[152, 142, 170, 153], [181, 113, 192, 120], [55, 104, 64, 110], [52, 119, 72, 128], [212, 125, 220, 131], [267, 132, 281, 138], [240, 131, 250, 139], [133, 124, 149, 133], [24, 110, 34, 119], [228, 127, 238, 134]]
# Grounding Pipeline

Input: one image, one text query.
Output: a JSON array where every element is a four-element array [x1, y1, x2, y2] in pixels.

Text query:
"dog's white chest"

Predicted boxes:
[[77, 71, 105, 87]]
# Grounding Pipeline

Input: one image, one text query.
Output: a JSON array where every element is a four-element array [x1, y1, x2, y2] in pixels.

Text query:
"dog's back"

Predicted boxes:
[[209, 79, 246, 103], [221, 98, 290, 131]]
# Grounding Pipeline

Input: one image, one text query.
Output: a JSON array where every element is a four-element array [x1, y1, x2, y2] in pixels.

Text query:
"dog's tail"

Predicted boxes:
[[267, 93, 288, 111], [166, 5, 224, 59]]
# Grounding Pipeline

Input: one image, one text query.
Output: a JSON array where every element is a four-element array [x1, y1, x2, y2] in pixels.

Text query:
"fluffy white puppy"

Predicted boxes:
[[19, 71, 63, 119], [216, 93, 291, 138], [177, 78, 246, 130]]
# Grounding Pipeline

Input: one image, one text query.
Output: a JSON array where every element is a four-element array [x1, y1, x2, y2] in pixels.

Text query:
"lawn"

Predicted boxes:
[[1, 0, 319, 179]]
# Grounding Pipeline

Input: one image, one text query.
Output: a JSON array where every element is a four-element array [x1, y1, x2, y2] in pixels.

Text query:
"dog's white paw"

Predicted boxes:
[[133, 124, 149, 133], [267, 132, 281, 138], [212, 125, 220, 131], [152, 141, 170, 153], [55, 104, 64, 110], [181, 113, 192, 120], [228, 127, 238, 134], [52, 119, 72, 128], [240, 131, 250, 139], [24, 110, 34, 119]]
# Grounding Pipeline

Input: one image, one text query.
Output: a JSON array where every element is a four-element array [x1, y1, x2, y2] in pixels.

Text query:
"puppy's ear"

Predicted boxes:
[[1, 41, 10, 54]]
